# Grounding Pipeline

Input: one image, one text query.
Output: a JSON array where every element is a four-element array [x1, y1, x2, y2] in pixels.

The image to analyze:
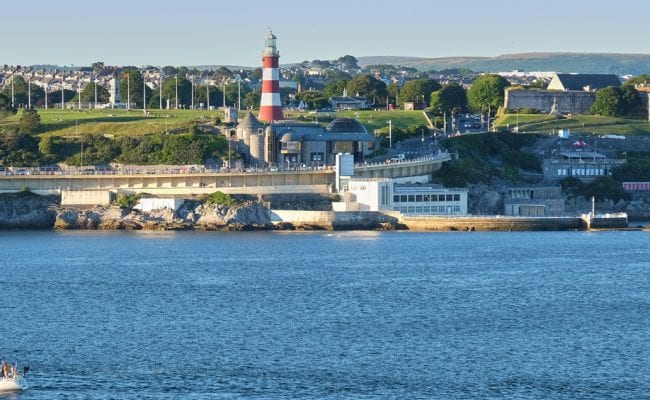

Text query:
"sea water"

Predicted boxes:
[[1, 230, 648, 399]]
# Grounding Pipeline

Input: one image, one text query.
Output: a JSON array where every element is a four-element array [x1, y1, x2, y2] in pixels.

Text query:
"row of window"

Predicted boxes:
[[394, 194, 461, 203], [557, 168, 606, 176], [396, 205, 462, 214]]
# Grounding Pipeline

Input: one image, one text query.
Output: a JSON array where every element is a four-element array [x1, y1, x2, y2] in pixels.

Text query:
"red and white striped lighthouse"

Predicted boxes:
[[258, 30, 284, 122]]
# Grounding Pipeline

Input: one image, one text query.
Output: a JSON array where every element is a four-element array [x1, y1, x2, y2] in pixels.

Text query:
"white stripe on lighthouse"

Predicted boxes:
[[262, 69, 279, 81], [260, 92, 281, 106]]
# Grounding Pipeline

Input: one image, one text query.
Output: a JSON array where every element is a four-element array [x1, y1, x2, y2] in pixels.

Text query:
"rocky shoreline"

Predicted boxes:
[[0, 192, 646, 232]]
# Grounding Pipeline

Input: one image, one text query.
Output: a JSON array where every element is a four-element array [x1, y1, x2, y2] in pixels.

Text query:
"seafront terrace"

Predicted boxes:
[[0, 154, 450, 196]]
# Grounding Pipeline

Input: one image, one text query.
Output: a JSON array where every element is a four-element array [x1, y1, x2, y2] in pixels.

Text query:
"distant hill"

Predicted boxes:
[[357, 53, 650, 75]]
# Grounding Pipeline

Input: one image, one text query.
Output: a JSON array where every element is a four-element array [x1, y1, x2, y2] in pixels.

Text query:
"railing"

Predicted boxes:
[[0, 165, 335, 177], [355, 151, 452, 169]]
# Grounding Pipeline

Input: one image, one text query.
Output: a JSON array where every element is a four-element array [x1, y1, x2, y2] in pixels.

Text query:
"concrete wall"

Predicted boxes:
[[270, 210, 399, 228], [504, 89, 596, 114], [61, 190, 114, 206], [135, 198, 185, 212]]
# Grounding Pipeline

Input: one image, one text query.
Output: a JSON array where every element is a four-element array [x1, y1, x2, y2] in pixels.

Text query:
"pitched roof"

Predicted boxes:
[[553, 74, 621, 91]]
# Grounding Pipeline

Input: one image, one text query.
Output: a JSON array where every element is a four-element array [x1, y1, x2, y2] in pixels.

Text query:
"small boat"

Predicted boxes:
[[0, 375, 28, 391]]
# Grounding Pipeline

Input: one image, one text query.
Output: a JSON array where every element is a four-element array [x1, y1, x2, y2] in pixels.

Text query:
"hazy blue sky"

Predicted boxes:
[[3, 0, 647, 67]]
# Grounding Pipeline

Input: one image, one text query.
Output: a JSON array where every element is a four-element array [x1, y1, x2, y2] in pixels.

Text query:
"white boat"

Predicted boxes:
[[0, 376, 28, 391]]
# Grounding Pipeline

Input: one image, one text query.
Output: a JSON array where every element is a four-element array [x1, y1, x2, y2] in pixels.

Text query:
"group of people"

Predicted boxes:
[[0, 360, 19, 379]]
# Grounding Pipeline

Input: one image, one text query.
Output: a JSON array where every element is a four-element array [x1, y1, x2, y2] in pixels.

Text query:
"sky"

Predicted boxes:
[[2, 0, 648, 68]]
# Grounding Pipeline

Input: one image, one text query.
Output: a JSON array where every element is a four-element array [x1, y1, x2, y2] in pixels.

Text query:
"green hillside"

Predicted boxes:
[[494, 114, 650, 135]]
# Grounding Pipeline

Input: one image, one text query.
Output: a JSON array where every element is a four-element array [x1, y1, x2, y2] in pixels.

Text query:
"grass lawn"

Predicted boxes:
[[0, 108, 432, 138], [335, 110, 430, 132], [0, 108, 221, 137], [494, 113, 650, 135]]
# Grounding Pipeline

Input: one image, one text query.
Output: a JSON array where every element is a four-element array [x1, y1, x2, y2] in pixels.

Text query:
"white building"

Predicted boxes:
[[334, 178, 468, 216]]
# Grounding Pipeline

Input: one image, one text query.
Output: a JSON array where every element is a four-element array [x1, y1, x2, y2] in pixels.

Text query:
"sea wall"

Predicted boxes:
[[61, 190, 115, 207], [0, 192, 630, 231]]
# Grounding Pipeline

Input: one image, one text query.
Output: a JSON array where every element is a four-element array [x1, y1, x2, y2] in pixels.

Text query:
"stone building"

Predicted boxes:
[[235, 115, 375, 167], [504, 73, 622, 115], [542, 150, 625, 181], [504, 187, 565, 216]]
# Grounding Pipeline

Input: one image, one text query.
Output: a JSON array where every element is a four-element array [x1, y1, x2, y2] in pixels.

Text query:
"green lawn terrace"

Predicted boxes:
[[0, 108, 433, 138], [0, 108, 220, 138], [334, 110, 430, 133], [494, 113, 650, 135]]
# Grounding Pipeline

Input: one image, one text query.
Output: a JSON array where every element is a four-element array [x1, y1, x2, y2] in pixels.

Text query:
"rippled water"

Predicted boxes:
[[1, 230, 648, 399]]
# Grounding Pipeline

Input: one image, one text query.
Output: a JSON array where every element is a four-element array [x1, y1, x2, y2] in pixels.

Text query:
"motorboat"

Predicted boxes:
[[0, 375, 28, 391]]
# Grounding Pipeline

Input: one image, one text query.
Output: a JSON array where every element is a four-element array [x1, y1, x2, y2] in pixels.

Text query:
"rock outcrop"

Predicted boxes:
[[0, 192, 58, 229]]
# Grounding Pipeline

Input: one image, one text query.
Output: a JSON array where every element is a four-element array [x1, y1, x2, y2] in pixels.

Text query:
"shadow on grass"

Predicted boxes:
[[42, 115, 171, 132]]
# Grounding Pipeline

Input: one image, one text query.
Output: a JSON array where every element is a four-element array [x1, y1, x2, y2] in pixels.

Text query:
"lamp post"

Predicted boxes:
[[206, 84, 210, 110], [126, 72, 131, 110], [11, 74, 15, 107], [387, 120, 392, 148], [77, 72, 81, 111], [443, 110, 447, 134], [94, 73, 98, 110], [61, 72, 65, 110], [190, 75, 194, 110], [159, 67, 163, 110], [143, 70, 147, 115], [516, 108, 519, 133]]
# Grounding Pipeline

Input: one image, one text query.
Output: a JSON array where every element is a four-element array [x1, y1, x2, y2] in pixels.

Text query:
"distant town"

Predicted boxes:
[[0, 32, 649, 231]]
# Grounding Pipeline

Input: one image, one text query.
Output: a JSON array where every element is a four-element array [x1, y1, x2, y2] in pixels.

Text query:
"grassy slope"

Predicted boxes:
[[335, 110, 429, 133], [0, 109, 219, 137], [0, 109, 430, 138], [494, 114, 650, 135]]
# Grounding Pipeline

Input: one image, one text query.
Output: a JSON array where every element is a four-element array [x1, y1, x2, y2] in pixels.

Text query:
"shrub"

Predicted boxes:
[[114, 193, 141, 209], [206, 191, 238, 207]]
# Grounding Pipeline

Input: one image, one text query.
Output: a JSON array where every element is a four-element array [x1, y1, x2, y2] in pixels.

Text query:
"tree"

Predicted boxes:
[[248, 68, 263, 81], [195, 85, 222, 109], [467, 74, 510, 113], [177, 66, 189, 78], [621, 85, 643, 116], [387, 83, 400, 105], [346, 75, 387, 105], [623, 74, 650, 87], [322, 79, 349, 98], [91, 61, 105, 74], [19, 108, 41, 134], [161, 76, 192, 108], [0, 93, 17, 120], [590, 86, 641, 117], [120, 69, 152, 108], [590, 86, 624, 116], [162, 66, 177, 76], [430, 84, 467, 114], [1, 75, 44, 108], [243, 91, 261, 110], [337, 55, 359, 70], [38, 135, 56, 156], [78, 82, 110, 104], [295, 90, 329, 109], [399, 79, 441, 104]]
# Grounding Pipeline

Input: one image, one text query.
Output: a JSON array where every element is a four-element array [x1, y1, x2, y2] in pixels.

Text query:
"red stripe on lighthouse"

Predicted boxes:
[[258, 32, 284, 122]]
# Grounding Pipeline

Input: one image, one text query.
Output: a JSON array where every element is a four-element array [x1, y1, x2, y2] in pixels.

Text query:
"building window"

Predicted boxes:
[[423, 195, 430, 202], [416, 195, 423, 202], [394, 195, 400, 203], [446, 194, 453, 202], [400, 195, 408, 202], [408, 195, 416, 202], [453, 194, 460, 201]]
